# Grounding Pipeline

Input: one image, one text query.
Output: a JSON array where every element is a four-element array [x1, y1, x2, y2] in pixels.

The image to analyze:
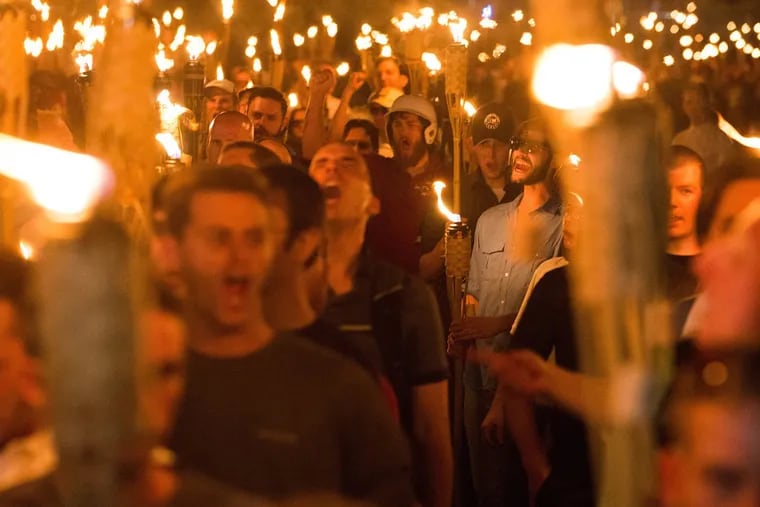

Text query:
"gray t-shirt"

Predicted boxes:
[[171, 334, 415, 507]]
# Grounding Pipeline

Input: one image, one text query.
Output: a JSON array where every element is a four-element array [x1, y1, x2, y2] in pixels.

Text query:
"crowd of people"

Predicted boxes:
[[4, 45, 760, 507]]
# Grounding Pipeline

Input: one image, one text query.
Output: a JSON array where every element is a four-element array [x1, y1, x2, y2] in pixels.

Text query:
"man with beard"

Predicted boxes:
[[167, 166, 415, 506], [449, 118, 563, 507], [246, 87, 288, 141], [385, 95, 451, 326], [308, 143, 452, 507]]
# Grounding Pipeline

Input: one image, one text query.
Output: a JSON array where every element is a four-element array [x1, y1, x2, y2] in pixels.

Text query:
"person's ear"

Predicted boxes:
[[398, 74, 409, 90], [367, 195, 381, 217]]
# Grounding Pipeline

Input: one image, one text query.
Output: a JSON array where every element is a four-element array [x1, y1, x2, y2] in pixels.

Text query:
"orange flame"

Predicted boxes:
[[433, 181, 461, 222]]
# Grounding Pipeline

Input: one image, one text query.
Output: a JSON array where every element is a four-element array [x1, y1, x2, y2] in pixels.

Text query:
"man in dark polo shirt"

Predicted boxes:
[[462, 103, 522, 229], [309, 143, 452, 507]]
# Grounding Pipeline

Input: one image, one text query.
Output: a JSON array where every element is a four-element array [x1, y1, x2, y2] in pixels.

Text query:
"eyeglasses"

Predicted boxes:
[[509, 137, 549, 154]]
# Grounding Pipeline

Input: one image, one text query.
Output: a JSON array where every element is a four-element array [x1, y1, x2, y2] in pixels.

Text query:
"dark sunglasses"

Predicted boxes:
[[509, 136, 549, 154]]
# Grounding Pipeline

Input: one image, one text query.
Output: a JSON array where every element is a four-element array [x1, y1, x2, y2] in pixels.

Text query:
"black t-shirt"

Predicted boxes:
[[664, 253, 699, 303], [320, 255, 448, 436], [509, 267, 594, 489], [170, 334, 414, 507]]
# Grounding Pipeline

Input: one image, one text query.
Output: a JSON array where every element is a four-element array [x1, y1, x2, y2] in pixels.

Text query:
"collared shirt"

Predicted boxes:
[[461, 170, 522, 230], [465, 194, 563, 390]]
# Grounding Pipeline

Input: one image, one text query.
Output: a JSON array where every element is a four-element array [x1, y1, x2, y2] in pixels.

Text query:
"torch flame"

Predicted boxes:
[[46, 20, 64, 51], [307, 26, 318, 38], [288, 92, 299, 108], [170, 25, 186, 51], [0, 134, 112, 222], [718, 114, 760, 152], [25, 37, 44, 57], [216, 63, 225, 80], [273, 2, 286, 22], [301, 65, 312, 84], [293, 33, 305, 47], [19, 241, 34, 261], [433, 181, 461, 222], [270, 29, 282, 56], [222, 0, 234, 22], [356, 35, 372, 51], [155, 133, 182, 160], [253, 58, 262, 72], [185, 36, 206, 60], [206, 40, 218, 55], [155, 48, 175, 72]]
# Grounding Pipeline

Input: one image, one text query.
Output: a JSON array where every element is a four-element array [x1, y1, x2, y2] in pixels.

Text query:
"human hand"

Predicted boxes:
[[480, 398, 505, 445], [344, 71, 367, 96], [449, 317, 504, 341], [486, 349, 551, 398], [446, 334, 466, 358], [309, 69, 335, 98]]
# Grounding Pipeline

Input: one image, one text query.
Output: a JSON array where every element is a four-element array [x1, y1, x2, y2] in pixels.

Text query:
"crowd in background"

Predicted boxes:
[[3, 39, 760, 507]]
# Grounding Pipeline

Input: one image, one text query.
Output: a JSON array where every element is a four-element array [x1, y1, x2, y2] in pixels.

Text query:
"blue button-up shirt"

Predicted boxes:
[[465, 194, 563, 390]]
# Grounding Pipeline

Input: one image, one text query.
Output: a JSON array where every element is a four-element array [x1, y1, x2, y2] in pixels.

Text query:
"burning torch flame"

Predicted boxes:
[[273, 2, 285, 22], [25, 37, 43, 57], [155, 48, 174, 72], [301, 65, 312, 84], [380, 45, 392, 57], [18, 241, 34, 261], [327, 22, 338, 38], [169, 25, 186, 51], [449, 17, 468, 43], [288, 92, 299, 108], [46, 20, 64, 51], [422, 52, 442, 73], [336, 62, 350, 76], [75, 52, 93, 74], [253, 58, 262, 72], [568, 153, 582, 166], [433, 181, 462, 223], [307, 26, 318, 38], [463, 100, 477, 117], [186, 36, 206, 60], [356, 35, 372, 51], [155, 133, 182, 160], [270, 29, 282, 56], [216, 63, 225, 80], [0, 134, 112, 221], [293, 33, 305, 47], [718, 114, 760, 152], [206, 40, 218, 55], [31, 0, 50, 21], [222, 0, 234, 22]]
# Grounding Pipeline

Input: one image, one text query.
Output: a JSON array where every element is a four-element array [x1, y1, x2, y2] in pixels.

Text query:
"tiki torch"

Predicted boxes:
[[183, 37, 206, 162], [444, 41, 467, 213]]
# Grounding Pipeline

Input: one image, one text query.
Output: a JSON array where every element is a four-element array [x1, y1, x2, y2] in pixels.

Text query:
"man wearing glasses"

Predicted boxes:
[[449, 117, 563, 507]]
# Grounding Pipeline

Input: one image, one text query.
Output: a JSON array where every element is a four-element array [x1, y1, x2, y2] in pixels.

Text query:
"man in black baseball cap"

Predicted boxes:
[[463, 103, 522, 228]]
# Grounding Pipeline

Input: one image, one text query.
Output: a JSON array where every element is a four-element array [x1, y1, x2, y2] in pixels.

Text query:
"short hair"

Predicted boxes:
[[165, 165, 269, 238], [515, 117, 553, 156], [260, 164, 325, 247], [221, 141, 281, 169], [375, 57, 412, 94], [666, 145, 705, 186], [343, 119, 379, 152], [249, 86, 288, 120]]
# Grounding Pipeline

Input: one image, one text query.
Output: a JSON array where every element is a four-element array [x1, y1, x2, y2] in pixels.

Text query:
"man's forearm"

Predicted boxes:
[[544, 364, 611, 424], [302, 93, 328, 160], [328, 91, 354, 142], [501, 388, 548, 472], [413, 382, 453, 507], [419, 250, 444, 281]]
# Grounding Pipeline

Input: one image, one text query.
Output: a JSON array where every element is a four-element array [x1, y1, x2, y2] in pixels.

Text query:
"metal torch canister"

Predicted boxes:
[[182, 60, 205, 161]]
